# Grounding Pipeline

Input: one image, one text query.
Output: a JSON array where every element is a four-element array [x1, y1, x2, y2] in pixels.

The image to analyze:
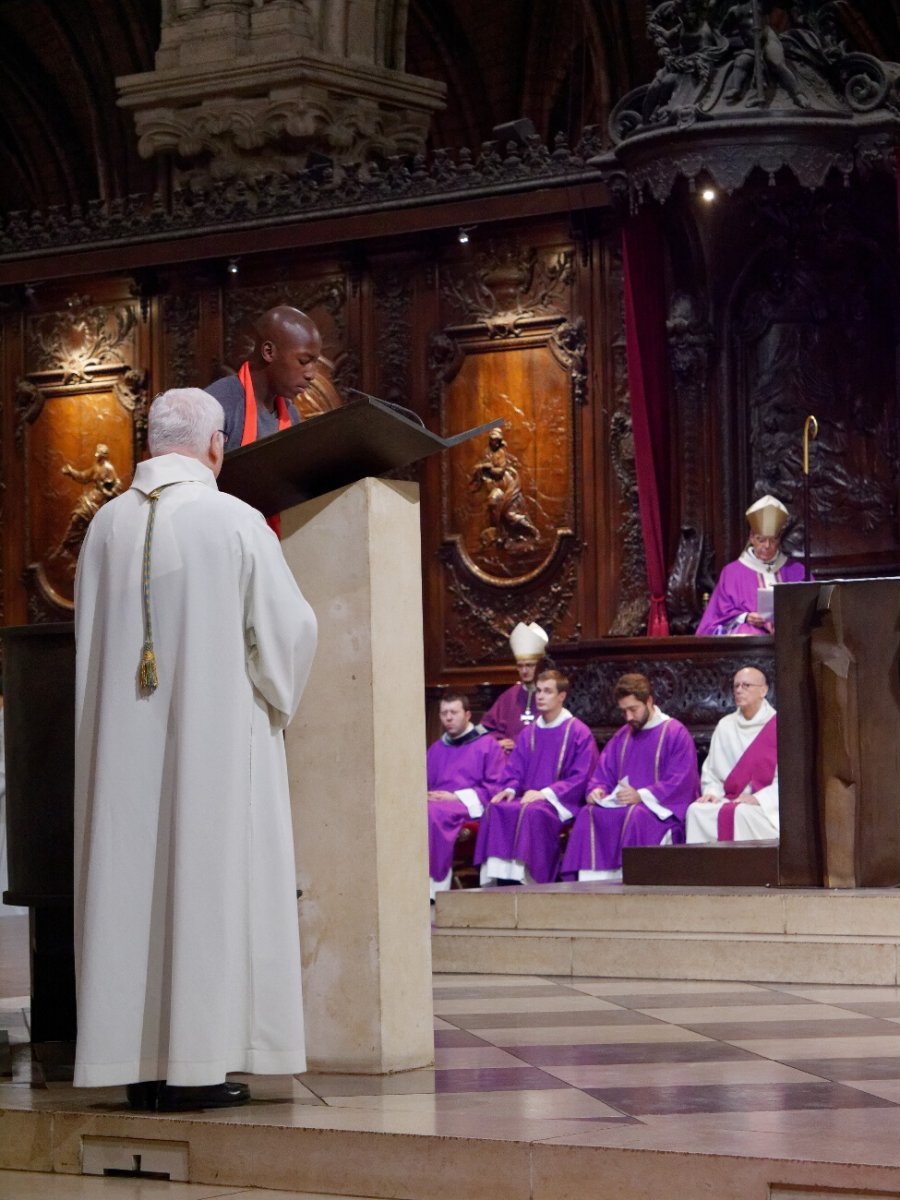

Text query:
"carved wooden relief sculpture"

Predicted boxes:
[[432, 241, 585, 665], [48, 444, 123, 563], [470, 428, 540, 555], [19, 296, 145, 617]]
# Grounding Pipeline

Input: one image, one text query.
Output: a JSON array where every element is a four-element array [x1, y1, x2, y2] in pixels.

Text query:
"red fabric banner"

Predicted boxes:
[[622, 210, 671, 636]]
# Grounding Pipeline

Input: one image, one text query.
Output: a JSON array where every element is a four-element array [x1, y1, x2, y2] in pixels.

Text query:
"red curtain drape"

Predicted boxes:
[[622, 208, 671, 637]]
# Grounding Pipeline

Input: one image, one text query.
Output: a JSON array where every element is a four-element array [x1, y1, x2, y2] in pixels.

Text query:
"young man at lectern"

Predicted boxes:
[[73, 388, 317, 1112], [205, 305, 322, 452]]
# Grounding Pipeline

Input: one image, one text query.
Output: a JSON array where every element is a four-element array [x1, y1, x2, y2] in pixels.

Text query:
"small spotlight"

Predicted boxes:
[[700, 187, 718, 204], [227, 257, 239, 275], [457, 227, 470, 244]]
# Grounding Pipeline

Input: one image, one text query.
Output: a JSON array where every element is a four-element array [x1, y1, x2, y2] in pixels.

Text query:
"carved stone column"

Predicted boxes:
[[117, 0, 446, 187]]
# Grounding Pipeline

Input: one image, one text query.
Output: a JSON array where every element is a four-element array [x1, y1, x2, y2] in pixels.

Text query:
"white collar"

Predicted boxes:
[[734, 698, 775, 729], [536, 707, 572, 729], [639, 707, 668, 730], [131, 453, 217, 497], [738, 545, 787, 574]]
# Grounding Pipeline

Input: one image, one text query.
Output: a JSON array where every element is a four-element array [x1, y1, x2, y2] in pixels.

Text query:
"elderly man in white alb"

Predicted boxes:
[[73, 387, 317, 1113], [685, 666, 779, 843]]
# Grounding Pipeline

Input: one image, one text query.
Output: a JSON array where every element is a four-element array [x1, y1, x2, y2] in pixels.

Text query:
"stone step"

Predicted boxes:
[[432, 885, 900, 985], [6, 1096, 900, 1200]]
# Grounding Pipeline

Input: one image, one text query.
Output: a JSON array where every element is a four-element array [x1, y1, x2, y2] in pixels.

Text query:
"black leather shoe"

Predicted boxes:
[[126, 1080, 164, 1110], [158, 1081, 251, 1111]]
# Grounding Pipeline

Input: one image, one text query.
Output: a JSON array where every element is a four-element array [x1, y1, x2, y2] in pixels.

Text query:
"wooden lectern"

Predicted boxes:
[[4, 397, 499, 1063], [776, 578, 900, 888]]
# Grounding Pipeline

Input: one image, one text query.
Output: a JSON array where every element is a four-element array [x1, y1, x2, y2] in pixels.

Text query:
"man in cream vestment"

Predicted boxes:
[[685, 666, 779, 842], [73, 388, 317, 1111]]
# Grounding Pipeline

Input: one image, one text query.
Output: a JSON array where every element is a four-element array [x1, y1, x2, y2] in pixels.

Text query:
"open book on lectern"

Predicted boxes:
[[217, 393, 503, 519]]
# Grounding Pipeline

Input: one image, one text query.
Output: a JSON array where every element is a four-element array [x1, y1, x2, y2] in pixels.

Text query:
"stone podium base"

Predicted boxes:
[[281, 477, 434, 1074]]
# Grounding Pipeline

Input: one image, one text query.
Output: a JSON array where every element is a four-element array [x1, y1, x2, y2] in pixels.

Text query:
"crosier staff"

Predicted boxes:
[[803, 414, 818, 580]]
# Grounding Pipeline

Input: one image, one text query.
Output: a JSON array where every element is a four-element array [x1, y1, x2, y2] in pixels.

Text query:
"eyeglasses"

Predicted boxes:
[[734, 682, 764, 690]]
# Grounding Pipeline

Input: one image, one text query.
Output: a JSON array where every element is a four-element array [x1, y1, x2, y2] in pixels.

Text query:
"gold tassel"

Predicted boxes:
[[139, 644, 158, 693]]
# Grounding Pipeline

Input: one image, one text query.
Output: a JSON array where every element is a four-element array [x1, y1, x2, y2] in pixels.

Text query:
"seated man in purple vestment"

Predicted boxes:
[[427, 692, 507, 901], [696, 494, 806, 636], [475, 669, 598, 885], [561, 673, 699, 882], [685, 666, 779, 843], [481, 621, 549, 752]]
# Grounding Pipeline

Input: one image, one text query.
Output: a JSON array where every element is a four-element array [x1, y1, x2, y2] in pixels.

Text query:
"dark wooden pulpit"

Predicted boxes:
[[776, 578, 900, 887], [2, 623, 76, 1041]]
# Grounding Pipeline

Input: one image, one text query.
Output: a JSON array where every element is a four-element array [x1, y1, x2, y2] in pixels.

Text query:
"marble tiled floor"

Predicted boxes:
[[5, 975, 900, 1162], [7, 896, 900, 1197]]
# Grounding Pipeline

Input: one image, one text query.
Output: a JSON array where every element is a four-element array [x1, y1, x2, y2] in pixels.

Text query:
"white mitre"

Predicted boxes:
[[745, 494, 789, 538], [509, 621, 549, 663]]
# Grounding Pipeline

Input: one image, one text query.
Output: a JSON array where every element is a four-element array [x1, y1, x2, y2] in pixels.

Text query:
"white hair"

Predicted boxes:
[[148, 388, 225, 458]]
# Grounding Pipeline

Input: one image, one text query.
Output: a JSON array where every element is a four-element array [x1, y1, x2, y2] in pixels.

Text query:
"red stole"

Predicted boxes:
[[237, 361, 292, 537], [717, 714, 778, 841]]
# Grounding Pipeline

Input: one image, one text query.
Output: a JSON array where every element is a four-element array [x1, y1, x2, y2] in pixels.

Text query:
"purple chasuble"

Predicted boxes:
[[696, 557, 806, 636], [474, 715, 598, 884], [426, 733, 506, 882], [561, 717, 699, 876], [481, 683, 535, 742]]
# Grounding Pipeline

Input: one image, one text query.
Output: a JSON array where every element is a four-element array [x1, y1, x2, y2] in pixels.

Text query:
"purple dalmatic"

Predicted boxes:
[[481, 683, 536, 742], [561, 713, 699, 879], [474, 712, 598, 884], [696, 556, 806, 636], [426, 730, 507, 886]]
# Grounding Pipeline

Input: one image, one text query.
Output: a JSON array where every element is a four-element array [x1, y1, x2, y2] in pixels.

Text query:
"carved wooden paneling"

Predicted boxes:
[[17, 296, 145, 618], [162, 291, 201, 389], [372, 269, 414, 408], [24, 381, 136, 614], [727, 191, 899, 569], [607, 245, 648, 637], [554, 637, 777, 760], [430, 238, 585, 667]]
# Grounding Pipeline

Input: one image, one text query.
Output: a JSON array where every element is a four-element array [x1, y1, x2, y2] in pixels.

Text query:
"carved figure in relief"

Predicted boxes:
[[720, 1, 811, 107], [50, 443, 123, 561], [470, 429, 539, 550], [644, 0, 728, 122]]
